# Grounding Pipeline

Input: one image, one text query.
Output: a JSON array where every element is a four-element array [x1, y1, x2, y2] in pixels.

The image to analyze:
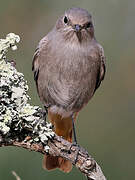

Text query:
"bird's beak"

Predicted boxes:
[[74, 24, 82, 32], [72, 24, 82, 42]]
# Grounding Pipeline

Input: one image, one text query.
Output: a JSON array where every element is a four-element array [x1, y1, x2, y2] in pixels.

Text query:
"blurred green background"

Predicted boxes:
[[0, 0, 135, 179]]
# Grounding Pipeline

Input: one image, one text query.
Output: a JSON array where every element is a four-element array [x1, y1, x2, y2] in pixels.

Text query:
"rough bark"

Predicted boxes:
[[0, 133, 106, 180]]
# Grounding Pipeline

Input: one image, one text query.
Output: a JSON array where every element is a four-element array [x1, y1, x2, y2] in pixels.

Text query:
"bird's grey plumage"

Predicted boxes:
[[32, 7, 106, 117]]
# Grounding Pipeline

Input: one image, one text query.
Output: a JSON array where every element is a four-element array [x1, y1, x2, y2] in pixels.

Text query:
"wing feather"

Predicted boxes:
[[32, 36, 48, 82], [94, 44, 106, 91]]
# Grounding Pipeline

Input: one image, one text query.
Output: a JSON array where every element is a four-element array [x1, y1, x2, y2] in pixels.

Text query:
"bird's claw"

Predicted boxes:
[[68, 142, 80, 165]]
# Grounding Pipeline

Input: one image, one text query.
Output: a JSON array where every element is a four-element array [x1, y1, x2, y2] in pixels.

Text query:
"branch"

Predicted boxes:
[[0, 134, 106, 180], [0, 33, 107, 180]]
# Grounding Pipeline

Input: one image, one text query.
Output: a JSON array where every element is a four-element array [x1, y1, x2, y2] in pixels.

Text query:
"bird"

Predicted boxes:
[[32, 7, 106, 173]]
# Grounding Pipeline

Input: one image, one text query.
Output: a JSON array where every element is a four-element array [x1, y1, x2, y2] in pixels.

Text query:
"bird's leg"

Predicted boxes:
[[68, 114, 80, 164], [43, 104, 55, 129], [72, 114, 77, 144], [33, 105, 49, 133], [43, 105, 49, 125]]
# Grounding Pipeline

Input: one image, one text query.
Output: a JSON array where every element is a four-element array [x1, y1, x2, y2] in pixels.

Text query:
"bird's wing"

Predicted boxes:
[[94, 44, 106, 91], [32, 46, 39, 82], [32, 36, 48, 82]]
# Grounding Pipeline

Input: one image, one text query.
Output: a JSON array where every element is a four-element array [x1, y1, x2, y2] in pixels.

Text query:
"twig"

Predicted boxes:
[[12, 171, 21, 180]]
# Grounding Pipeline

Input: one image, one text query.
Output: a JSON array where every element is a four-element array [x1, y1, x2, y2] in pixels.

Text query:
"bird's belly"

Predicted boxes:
[[38, 50, 98, 114], [47, 66, 96, 113], [49, 105, 73, 118]]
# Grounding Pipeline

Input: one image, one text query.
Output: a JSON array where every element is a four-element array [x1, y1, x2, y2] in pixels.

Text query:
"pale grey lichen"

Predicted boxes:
[[0, 33, 20, 60], [0, 33, 54, 152], [0, 122, 10, 134]]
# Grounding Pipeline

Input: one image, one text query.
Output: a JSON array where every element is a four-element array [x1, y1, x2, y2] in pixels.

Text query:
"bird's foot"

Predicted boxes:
[[68, 142, 80, 165]]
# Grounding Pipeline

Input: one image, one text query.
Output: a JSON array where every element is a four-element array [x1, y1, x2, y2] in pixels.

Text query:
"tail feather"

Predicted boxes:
[[43, 155, 59, 170], [42, 111, 78, 173], [43, 155, 72, 173], [58, 157, 72, 173]]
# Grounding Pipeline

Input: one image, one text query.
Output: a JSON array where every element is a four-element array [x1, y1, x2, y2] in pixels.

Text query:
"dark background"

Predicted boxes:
[[0, 0, 135, 179]]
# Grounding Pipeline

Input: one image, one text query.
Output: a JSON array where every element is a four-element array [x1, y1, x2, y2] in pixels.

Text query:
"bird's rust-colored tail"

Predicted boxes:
[[43, 111, 77, 173]]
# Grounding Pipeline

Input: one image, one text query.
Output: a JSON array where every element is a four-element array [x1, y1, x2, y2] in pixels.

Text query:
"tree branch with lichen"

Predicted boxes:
[[0, 33, 107, 180]]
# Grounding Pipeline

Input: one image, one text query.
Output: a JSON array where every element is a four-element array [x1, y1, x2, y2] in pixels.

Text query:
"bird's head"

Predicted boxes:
[[55, 8, 95, 43]]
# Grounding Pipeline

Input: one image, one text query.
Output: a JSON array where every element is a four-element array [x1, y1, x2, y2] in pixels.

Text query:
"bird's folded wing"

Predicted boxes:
[[32, 36, 48, 82], [94, 44, 106, 91]]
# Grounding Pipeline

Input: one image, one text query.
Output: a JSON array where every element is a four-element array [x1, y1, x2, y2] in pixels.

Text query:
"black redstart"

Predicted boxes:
[[32, 7, 106, 173]]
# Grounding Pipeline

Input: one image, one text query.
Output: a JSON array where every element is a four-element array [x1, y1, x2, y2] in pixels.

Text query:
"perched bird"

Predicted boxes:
[[32, 7, 106, 173]]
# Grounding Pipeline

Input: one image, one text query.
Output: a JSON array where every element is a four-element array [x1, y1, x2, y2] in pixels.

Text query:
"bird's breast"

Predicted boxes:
[[38, 39, 99, 113], [50, 42, 98, 81]]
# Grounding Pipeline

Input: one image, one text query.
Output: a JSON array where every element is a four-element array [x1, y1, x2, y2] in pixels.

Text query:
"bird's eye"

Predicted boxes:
[[86, 22, 93, 28], [64, 16, 68, 24]]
